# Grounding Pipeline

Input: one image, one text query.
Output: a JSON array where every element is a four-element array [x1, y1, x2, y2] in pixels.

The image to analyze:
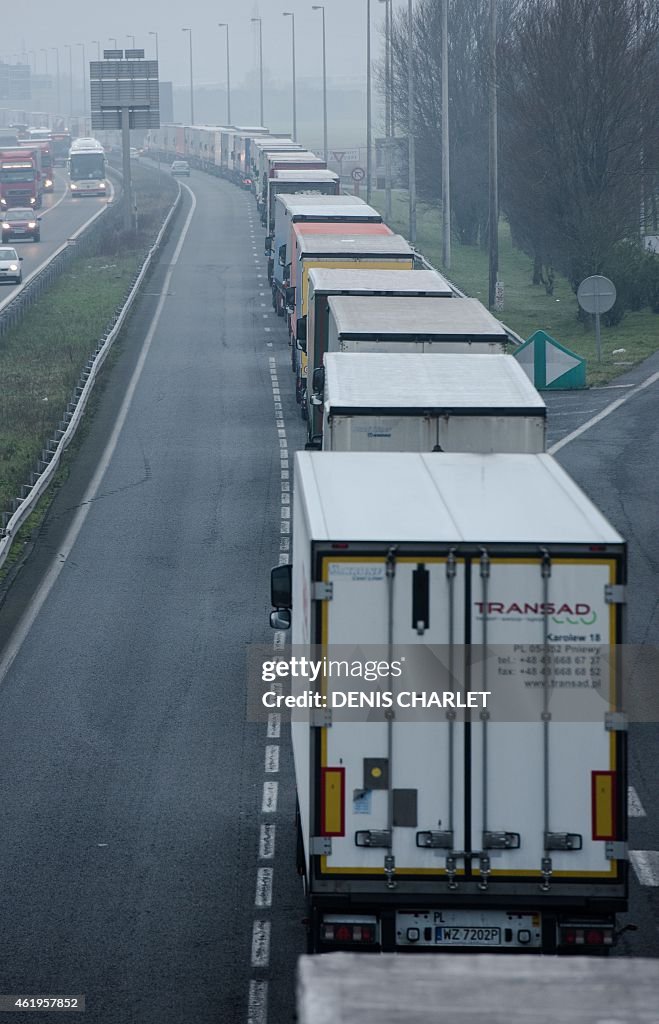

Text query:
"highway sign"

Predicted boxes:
[[577, 275, 616, 315], [577, 275, 616, 363]]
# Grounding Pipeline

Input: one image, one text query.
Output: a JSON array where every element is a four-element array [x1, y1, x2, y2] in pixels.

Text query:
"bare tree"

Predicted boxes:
[[499, 0, 659, 290], [387, 0, 495, 246]]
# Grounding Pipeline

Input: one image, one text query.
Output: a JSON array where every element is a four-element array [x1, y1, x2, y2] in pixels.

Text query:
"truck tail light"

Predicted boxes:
[[321, 918, 377, 946], [559, 923, 614, 948]]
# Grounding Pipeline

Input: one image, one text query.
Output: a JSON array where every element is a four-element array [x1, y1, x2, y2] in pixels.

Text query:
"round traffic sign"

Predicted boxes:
[[577, 275, 616, 315], [351, 166, 365, 182]]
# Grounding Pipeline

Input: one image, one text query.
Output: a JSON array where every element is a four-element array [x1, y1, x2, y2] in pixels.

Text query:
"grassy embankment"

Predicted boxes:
[[0, 163, 178, 568], [372, 190, 659, 386]]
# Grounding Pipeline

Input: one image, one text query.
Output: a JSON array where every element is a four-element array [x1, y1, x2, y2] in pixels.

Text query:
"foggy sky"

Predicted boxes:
[[15, 0, 404, 90]]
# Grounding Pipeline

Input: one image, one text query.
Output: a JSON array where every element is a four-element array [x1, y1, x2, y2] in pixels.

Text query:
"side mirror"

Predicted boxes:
[[278, 243, 286, 267], [297, 337, 307, 354], [270, 609, 291, 631], [312, 366, 325, 397], [271, 563, 292, 610], [296, 318, 307, 343], [285, 286, 295, 309]]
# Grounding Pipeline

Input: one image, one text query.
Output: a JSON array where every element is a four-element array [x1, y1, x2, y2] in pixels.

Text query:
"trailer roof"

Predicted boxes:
[[253, 138, 301, 150], [297, 233, 413, 257], [273, 169, 339, 182], [296, 452, 622, 544], [297, 954, 657, 1024], [323, 353, 545, 415], [308, 267, 452, 296], [267, 152, 323, 163], [279, 194, 371, 215], [327, 295, 506, 339]]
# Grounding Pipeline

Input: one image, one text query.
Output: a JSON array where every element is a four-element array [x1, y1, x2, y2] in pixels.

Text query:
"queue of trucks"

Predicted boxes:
[[144, 124, 629, 958]]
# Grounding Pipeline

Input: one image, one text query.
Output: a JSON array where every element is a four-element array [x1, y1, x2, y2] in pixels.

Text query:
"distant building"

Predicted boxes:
[[159, 82, 173, 124], [0, 62, 31, 101]]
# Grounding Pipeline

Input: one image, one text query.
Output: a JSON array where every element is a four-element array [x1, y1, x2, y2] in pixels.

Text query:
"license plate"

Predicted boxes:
[[397, 909, 542, 948], [436, 926, 501, 945], [13, 229, 26, 234]]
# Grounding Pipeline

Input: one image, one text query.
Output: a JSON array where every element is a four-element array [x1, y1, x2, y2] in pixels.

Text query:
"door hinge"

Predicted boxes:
[[312, 581, 333, 601], [605, 584, 626, 605], [544, 832, 583, 851], [311, 706, 332, 728], [605, 711, 628, 732], [605, 841, 628, 861], [311, 836, 332, 856]]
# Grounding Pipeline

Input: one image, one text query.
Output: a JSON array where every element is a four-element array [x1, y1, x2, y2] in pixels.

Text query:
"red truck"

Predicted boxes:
[[0, 148, 43, 209], [21, 141, 54, 191]]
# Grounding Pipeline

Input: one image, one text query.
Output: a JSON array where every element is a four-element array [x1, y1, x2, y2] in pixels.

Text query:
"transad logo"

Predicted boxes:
[[474, 601, 597, 625]]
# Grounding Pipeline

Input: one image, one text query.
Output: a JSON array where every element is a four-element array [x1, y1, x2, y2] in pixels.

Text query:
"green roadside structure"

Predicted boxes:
[[515, 329, 587, 390]]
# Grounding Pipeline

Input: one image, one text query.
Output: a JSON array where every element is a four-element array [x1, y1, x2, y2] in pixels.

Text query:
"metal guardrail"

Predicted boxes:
[[339, 186, 525, 348], [0, 176, 120, 338], [411, 249, 525, 348], [0, 180, 183, 570]]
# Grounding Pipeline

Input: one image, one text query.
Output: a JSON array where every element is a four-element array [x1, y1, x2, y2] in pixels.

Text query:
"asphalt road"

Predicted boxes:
[[0, 165, 656, 1024], [0, 174, 113, 302]]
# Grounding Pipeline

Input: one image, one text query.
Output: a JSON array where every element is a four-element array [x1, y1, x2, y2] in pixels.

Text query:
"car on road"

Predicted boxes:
[[0, 246, 23, 284], [171, 160, 191, 177], [1, 208, 41, 242]]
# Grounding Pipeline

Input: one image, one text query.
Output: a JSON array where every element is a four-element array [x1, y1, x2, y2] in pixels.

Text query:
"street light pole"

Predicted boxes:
[[218, 24, 231, 125], [441, 0, 451, 268], [51, 48, 61, 115], [366, 0, 372, 203], [41, 48, 48, 74], [408, 0, 416, 243], [251, 18, 264, 127], [312, 5, 328, 162], [64, 44, 73, 115], [92, 41, 101, 61], [379, 0, 392, 220], [126, 35, 136, 49], [108, 38, 117, 49], [182, 28, 195, 125], [77, 43, 86, 121], [148, 31, 159, 63], [283, 13, 297, 141], [488, 0, 498, 310]]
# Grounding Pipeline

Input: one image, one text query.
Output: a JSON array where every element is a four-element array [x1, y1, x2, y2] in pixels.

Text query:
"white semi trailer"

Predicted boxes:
[[317, 353, 546, 452], [270, 452, 628, 955]]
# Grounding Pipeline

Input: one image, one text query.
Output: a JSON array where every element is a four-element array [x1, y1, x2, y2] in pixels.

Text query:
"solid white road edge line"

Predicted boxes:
[[0, 183, 196, 687], [549, 370, 659, 454]]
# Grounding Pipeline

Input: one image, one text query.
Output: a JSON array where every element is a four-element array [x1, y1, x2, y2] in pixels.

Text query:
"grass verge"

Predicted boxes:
[[0, 163, 178, 549], [372, 190, 659, 386]]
